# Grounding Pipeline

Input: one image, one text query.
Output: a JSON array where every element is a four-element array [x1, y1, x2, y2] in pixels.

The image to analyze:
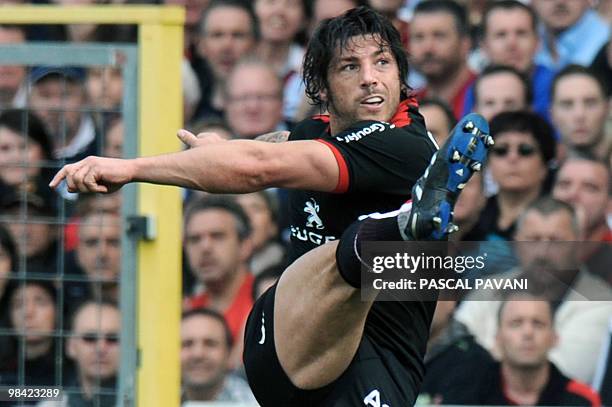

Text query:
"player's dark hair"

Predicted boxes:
[[551, 64, 607, 101], [182, 307, 233, 349], [482, 0, 537, 35], [303, 6, 410, 107], [198, 0, 260, 41], [474, 64, 533, 106], [183, 195, 252, 241], [413, 0, 469, 36]]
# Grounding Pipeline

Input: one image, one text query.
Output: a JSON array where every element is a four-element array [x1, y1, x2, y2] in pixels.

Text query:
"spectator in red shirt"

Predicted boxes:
[[461, 296, 602, 406], [553, 152, 611, 242], [553, 151, 611, 285], [183, 195, 254, 345]]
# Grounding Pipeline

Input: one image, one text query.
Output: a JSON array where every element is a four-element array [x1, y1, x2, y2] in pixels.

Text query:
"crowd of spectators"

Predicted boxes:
[[0, 0, 610, 405]]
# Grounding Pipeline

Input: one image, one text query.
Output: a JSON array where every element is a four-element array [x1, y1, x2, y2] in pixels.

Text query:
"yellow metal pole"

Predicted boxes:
[[137, 17, 184, 407], [0, 5, 183, 25]]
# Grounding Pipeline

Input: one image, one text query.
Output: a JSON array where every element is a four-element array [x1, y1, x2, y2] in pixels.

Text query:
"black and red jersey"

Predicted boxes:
[[287, 97, 436, 262], [285, 98, 438, 396]]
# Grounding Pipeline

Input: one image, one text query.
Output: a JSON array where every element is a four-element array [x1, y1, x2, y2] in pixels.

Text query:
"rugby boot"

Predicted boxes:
[[399, 113, 492, 240]]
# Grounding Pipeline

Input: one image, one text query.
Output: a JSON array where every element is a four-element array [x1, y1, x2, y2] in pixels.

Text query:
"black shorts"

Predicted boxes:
[[244, 284, 427, 407]]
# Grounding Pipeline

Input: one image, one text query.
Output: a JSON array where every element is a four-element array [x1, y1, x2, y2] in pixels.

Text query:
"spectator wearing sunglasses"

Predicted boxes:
[[46, 300, 121, 407], [474, 111, 556, 243]]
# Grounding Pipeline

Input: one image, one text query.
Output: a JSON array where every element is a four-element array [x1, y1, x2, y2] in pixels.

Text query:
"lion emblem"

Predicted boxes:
[[304, 199, 324, 229]]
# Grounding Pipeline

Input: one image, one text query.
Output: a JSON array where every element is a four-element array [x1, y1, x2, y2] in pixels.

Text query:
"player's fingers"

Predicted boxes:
[[177, 129, 199, 148], [199, 132, 225, 143], [83, 168, 108, 193], [49, 166, 68, 189], [71, 164, 91, 192], [63, 164, 82, 193]]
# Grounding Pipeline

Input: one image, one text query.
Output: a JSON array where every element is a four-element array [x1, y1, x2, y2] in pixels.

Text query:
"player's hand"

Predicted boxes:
[[177, 129, 225, 148], [49, 156, 134, 194]]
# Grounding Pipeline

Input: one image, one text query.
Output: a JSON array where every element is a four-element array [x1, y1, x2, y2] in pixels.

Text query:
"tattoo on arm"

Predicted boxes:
[[254, 131, 290, 143]]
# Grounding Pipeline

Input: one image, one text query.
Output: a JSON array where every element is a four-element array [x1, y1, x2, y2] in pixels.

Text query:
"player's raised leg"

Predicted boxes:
[[245, 113, 492, 396]]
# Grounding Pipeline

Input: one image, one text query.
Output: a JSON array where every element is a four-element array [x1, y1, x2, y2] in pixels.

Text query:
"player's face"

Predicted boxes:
[[184, 210, 249, 285], [474, 72, 528, 122], [551, 74, 608, 149], [483, 8, 538, 73], [496, 300, 556, 369], [181, 315, 230, 388], [324, 35, 401, 132], [489, 131, 547, 193], [553, 160, 610, 236]]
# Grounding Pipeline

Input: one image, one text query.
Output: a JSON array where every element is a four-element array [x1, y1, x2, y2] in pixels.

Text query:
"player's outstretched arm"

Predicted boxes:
[[50, 130, 339, 194]]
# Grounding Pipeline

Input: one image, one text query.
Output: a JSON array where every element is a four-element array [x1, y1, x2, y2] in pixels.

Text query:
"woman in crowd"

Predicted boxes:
[[0, 280, 66, 387], [0, 109, 55, 199]]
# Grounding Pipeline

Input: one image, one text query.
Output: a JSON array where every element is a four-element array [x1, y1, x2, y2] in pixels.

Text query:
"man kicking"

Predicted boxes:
[[51, 7, 491, 406]]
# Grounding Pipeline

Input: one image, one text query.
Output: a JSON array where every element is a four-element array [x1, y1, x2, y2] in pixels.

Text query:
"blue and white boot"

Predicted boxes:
[[400, 113, 492, 240]]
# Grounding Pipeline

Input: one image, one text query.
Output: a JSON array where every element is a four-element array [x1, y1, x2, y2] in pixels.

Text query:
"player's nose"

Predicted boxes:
[[359, 64, 378, 89]]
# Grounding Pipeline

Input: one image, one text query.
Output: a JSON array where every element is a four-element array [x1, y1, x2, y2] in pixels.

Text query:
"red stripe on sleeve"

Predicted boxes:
[[567, 380, 601, 407], [316, 139, 349, 193]]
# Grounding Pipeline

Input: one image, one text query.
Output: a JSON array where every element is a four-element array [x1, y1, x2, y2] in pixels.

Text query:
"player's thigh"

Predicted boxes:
[[274, 241, 375, 389], [244, 291, 416, 407]]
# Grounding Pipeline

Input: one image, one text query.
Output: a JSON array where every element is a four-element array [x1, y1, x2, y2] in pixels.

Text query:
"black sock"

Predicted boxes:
[[336, 216, 404, 288]]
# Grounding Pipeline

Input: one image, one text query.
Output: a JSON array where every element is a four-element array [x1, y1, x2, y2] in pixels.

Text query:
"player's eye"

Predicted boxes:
[[377, 58, 389, 66], [342, 64, 358, 71]]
